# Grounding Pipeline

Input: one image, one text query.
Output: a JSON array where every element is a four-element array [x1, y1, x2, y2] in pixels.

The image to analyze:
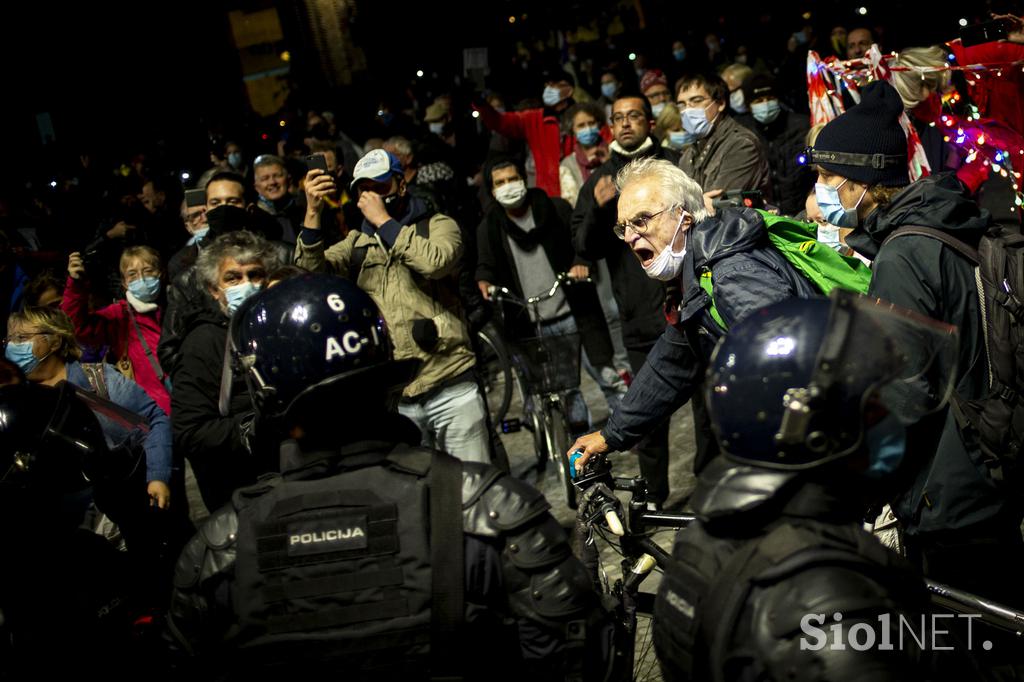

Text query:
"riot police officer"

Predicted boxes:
[[653, 291, 978, 681], [0, 374, 139, 678], [165, 274, 612, 680]]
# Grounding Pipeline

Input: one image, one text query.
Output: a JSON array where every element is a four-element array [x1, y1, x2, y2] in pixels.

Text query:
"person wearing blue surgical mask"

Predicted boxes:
[[559, 103, 610, 206], [6, 306, 174, 513], [61, 245, 173, 416], [599, 74, 620, 101], [596, 71, 621, 121], [743, 73, 813, 216], [675, 74, 771, 206], [173, 230, 282, 511], [225, 141, 246, 176]]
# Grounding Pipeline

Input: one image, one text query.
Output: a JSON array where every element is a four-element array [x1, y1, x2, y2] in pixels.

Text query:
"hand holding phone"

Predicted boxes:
[[304, 153, 329, 173]]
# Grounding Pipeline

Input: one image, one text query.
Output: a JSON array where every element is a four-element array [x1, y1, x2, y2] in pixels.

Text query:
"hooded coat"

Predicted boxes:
[[601, 207, 817, 452], [847, 172, 1011, 535]]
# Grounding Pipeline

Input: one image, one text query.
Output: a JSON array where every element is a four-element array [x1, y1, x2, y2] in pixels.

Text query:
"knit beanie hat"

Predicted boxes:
[[742, 74, 777, 105], [812, 81, 909, 186]]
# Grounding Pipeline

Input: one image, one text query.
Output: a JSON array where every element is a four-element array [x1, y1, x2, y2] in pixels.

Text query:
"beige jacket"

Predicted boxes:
[[294, 213, 475, 398]]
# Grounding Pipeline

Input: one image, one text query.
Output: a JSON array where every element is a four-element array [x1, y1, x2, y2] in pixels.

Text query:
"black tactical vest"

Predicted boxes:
[[229, 444, 464, 678]]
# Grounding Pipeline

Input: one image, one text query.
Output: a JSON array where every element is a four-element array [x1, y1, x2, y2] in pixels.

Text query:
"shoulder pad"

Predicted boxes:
[[504, 513, 573, 571], [172, 507, 238, 590], [743, 566, 929, 681], [691, 458, 798, 524], [754, 563, 918, 640], [463, 466, 550, 537], [462, 461, 504, 508]]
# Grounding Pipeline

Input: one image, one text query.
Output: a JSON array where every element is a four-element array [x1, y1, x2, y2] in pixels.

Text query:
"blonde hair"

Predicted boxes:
[[9, 306, 82, 361], [806, 123, 826, 147], [721, 63, 754, 90], [890, 46, 950, 109], [119, 245, 161, 277], [653, 103, 682, 141]]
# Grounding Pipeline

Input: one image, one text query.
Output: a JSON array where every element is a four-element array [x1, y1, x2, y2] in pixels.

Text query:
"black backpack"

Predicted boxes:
[[883, 225, 1024, 485], [230, 444, 464, 678]]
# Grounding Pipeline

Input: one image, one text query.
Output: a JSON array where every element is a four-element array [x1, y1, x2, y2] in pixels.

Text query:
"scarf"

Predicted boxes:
[[126, 291, 159, 314], [574, 141, 609, 184], [609, 136, 655, 159]]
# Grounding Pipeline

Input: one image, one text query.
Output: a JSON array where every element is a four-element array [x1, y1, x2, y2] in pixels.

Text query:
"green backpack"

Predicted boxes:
[[699, 209, 872, 329]]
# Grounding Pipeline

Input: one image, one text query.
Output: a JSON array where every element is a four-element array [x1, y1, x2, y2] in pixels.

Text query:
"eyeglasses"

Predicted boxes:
[[610, 110, 647, 126], [4, 331, 47, 345], [613, 205, 675, 239]]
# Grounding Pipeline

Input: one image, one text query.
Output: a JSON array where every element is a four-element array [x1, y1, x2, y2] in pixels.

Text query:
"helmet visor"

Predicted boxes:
[[818, 291, 959, 426]]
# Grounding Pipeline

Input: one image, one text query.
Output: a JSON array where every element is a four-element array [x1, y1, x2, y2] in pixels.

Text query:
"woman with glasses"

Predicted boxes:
[[61, 245, 171, 416], [5, 305, 173, 512]]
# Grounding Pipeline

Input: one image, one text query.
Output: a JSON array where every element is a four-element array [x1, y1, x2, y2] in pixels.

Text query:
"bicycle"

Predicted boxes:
[[488, 273, 588, 509], [473, 323, 516, 429], [571, 452, 693, 681], [570, 453, 1024, 680]]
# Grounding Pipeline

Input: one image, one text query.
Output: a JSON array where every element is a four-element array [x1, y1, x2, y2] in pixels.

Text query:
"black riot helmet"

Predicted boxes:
[[705, 290, 959, 470], [226, 273, 420, 425], [0, 381, 111, 493]]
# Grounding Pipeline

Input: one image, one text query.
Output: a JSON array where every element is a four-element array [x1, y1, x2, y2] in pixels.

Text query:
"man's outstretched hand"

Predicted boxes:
[[567, 431, 609, 476]]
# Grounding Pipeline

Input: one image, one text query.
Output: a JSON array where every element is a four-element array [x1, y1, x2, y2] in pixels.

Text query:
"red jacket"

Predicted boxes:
[[61, 277, 171, 415], [949, 39, 1024, 138], [475, 101, 574, 198]]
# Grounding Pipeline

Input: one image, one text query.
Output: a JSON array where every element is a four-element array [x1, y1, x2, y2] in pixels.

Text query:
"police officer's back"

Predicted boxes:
[[165, 274, 611, 680], [0, 377, 139, 678], [653, 292, 968, 681]]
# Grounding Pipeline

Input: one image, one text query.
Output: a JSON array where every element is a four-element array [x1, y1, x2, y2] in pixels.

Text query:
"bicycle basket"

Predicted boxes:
[[514, 333, 582, 394]]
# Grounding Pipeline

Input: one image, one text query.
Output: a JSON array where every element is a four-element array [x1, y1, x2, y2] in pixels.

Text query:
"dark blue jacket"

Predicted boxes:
[[602, 208, 818, 451], [66, 361, 173, 483]]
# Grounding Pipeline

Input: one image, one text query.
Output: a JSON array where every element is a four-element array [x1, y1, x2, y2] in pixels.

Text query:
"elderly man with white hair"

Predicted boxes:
[[569, 157, 817, 478]]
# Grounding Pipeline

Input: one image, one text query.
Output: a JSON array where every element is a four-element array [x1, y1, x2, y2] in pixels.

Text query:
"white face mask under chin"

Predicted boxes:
[[642, 209, 688, 281]]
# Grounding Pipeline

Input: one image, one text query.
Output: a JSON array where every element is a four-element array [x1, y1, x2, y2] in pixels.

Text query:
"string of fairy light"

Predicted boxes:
[[815, 50, 1024, 210]]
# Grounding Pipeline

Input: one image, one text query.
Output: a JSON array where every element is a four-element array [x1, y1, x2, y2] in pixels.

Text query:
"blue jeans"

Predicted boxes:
[[398, 380, 491, 464]]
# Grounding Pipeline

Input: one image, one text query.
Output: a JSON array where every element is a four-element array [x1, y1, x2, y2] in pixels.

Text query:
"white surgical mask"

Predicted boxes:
[[642, 208, 689, 281], [494, 180, 528, 209], [651, 102, 667, 118], [729, 89, 747, 113], [428, 121, 445, 135]]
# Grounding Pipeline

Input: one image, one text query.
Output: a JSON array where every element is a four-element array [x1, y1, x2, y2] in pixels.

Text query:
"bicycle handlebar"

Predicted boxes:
[[487, 273, 594, 307], [574, 454, 1024, 637]]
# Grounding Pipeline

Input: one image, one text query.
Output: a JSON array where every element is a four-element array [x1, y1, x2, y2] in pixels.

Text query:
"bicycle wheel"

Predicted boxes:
[[475, 326, 514, 428], [527, 399, 547, 474], [544, 401, 578, 510]]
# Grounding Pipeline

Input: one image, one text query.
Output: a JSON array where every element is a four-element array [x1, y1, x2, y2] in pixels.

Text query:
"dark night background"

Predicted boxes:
[[0, 0, 1013, 186]]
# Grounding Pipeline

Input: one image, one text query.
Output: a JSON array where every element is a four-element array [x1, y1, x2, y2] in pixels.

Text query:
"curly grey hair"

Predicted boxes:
[[196, 230, 282, 292]]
